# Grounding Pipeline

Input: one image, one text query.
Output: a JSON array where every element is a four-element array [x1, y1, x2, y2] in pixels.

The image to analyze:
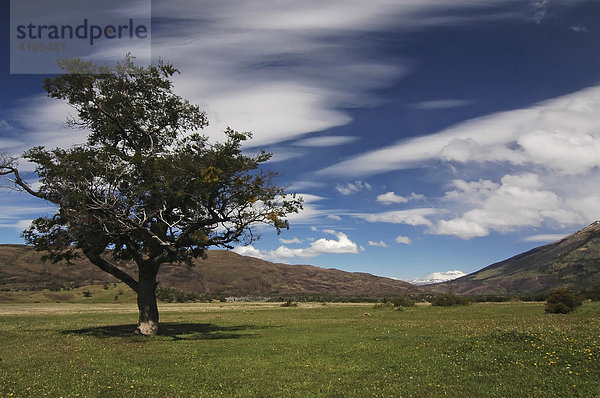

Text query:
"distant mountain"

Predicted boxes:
[[409, 270, 466, 286], [430, 222, 600, 295], [0, 244, 422, 297]]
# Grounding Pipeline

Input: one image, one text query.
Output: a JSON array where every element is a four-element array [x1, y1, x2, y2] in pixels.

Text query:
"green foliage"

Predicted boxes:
[[155, 287, 227, 303], [431, 293, 471, 307], [545, 288, 582, 314]]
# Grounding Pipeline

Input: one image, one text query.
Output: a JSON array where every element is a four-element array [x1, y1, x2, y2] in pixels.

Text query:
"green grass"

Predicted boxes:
[[1, 302, 599, 397], [0, 283, 138, 304]]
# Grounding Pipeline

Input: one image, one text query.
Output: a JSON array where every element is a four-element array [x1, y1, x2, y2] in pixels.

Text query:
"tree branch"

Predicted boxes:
[[82, 248, 139, 292], [0, 164, 46, 200]]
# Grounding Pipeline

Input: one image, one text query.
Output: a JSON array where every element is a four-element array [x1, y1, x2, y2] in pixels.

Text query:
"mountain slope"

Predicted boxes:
[[0, 244, 422, 297], [431, 222, 600, 295]]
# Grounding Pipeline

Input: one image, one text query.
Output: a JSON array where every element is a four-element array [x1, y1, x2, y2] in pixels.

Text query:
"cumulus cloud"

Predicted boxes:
[[432, 173, 583, 239], [368, 240, 388, 248], [336, 181, 372, 195], [232, 230, 359, 262], [377, 192, 425, 205], [395, 235, 413, 244]]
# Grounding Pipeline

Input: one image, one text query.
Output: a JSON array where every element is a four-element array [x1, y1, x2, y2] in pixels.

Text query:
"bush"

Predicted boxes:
[[281, 299, 298, 307], [545, 288, 582, 314], [390, 296, 416, 308], [430, 293, 470, 307], [82, 290, 92, 298]]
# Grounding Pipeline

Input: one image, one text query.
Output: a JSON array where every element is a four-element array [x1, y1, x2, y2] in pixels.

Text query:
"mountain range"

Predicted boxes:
[[1, 221, 599, 298], [0, 244, 422, 297]]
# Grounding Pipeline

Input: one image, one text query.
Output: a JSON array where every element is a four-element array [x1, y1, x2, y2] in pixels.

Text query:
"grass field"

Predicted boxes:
[[1, 301, 599, 397]]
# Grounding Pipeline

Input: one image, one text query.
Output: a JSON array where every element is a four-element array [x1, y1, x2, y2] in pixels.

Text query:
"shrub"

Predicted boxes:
[[430, 293, 470, 307], [545, 288, 582, 314], [82, 290, 92, 298], [281, 299, 298, 307], [390, 296, 416, 308]]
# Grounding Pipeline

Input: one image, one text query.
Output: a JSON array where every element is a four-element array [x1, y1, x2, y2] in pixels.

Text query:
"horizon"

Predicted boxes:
[[2, 0, 600, 281]]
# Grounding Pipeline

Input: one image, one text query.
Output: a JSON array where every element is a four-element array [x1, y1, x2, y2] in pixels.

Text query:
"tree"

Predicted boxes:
[[0, 56, 302, 335]]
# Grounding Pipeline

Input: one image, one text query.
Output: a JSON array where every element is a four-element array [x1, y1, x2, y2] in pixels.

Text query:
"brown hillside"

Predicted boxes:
[[429, 221, 600, 295], [0, 244, 422, 297]]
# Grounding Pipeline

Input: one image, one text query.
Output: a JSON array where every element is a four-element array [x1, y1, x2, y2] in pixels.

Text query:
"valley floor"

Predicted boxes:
[[1, 301, 599, 397]]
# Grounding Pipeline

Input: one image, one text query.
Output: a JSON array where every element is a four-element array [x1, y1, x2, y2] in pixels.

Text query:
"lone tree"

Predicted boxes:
[[0, 56, 302, 335]]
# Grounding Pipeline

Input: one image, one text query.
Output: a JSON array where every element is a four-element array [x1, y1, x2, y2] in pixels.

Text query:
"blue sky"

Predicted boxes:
[[2, 0, 600, 281]]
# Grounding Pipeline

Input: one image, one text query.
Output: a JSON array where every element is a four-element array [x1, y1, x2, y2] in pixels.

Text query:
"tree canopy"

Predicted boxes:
[[0, 56, 302, 334]]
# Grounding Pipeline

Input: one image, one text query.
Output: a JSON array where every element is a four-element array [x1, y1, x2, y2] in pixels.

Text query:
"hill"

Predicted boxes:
[[430, 221, 600, 295], [0, 244, 422, 298]]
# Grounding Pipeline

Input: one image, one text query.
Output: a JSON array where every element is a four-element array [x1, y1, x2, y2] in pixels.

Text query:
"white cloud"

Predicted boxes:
[[353, 208, 436, 226], [284, 193, 339, 224], [395, 235, 413, 245], [368, 240, 388, 248], [336, 181, 371, 195], [232, 230, 358, 262], [377, 192, 408, 204], [0, 219, 34, 230], [0, 120, 14, 131], [570, 26, 589, 33], [293, 136, 359, 147], [530, 0, 548, 24], [376, 191, 425, 205], [279, 237, 302, 244], [11, 0, 552, 153], [327, 214, 342, 221], [432, 173, 583, 239], [522, 234, 567, 243], [320, 86, 600, 177]]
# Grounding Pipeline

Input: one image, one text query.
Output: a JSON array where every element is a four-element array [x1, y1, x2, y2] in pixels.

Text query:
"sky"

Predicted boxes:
[[1, 0, 600, 282]]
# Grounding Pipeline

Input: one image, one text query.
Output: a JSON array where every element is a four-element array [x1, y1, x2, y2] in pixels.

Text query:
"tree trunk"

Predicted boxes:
[[136, 265, 159, 335]]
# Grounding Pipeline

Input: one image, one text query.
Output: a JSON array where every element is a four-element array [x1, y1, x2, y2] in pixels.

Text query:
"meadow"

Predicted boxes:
[[0, 301, 599, 397]]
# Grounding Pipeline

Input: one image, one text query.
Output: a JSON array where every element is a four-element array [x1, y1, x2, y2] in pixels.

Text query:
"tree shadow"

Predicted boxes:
[[62, 322, 261, 341]]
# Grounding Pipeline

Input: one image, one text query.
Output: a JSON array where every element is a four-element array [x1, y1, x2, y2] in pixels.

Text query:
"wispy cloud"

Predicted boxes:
[[352, 208, 436, 227], [368, 240, 388, 248], [522, 234, 567, 243], [320, 86, 600, 177], [292, 136, 359, 147], [336, 181, 371, 196], [279, 237, 302, 244]]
